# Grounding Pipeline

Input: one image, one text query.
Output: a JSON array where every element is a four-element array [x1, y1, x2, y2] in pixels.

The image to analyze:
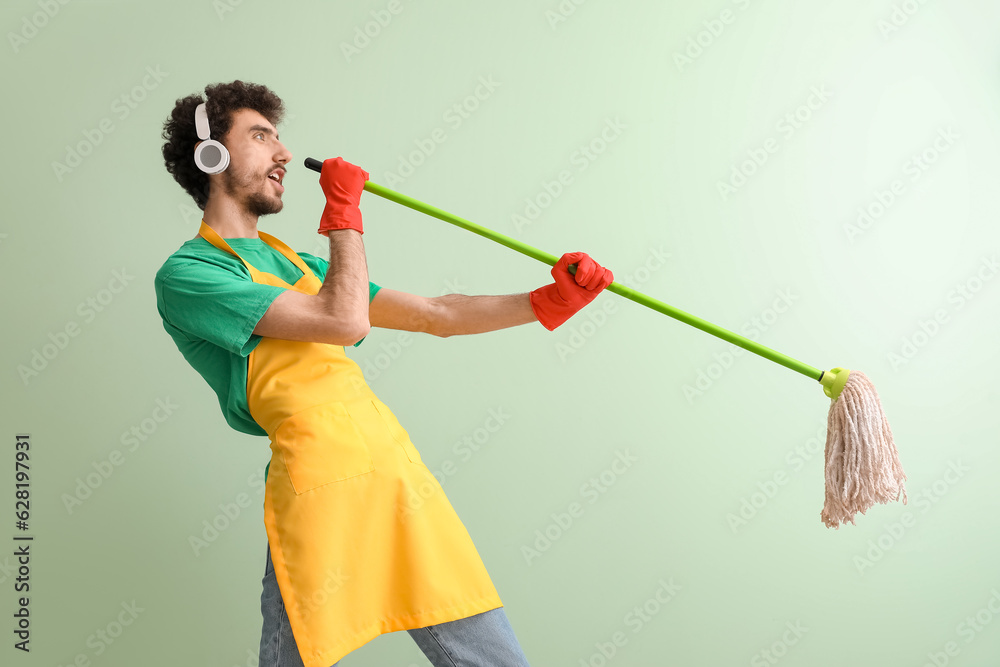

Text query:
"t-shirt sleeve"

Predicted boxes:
[[156, 260, 284, 357]]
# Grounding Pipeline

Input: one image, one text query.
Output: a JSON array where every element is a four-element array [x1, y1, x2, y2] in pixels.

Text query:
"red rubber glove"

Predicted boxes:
[[318, 157, 370, 235], [529, 252, 614, 331]]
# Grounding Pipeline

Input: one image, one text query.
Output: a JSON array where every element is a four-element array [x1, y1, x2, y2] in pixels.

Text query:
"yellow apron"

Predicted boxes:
[[197, 221, 503, 667]]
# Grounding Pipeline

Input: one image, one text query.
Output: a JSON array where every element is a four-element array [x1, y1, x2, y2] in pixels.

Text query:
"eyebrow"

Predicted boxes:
[[249, 124, 279, 140]]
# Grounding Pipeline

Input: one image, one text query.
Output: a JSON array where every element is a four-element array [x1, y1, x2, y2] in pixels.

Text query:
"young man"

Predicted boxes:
[[156, 80, 613, 667]]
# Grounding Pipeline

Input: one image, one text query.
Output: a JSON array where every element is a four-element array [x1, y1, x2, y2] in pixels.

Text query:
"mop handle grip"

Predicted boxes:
[[304, 157, 823, 381]]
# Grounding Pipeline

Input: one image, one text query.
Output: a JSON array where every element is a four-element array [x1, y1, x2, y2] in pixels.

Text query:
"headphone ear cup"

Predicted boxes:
[[194, 139, 230, 174]]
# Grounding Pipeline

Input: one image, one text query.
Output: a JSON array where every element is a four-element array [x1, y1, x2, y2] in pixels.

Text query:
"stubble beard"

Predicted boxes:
[[222, 165, 283, 218]]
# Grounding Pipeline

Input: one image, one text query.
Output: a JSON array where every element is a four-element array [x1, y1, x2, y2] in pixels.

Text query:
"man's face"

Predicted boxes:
[[213, 108, 292, 217]]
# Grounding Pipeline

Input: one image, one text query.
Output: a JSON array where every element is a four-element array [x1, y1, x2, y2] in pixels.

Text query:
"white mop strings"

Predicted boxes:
[[822, 370, 907, 529]]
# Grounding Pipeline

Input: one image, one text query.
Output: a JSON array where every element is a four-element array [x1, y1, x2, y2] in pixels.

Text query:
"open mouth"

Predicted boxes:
[[267, 169, 285, 193]]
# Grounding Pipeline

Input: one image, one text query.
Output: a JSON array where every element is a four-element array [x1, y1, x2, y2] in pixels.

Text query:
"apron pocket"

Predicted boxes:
[[273, 402, 375, 494], [371, 399, 423, 464]]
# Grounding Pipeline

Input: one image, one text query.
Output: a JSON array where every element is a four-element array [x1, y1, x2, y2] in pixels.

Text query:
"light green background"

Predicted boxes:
[[3, 1, 999, 665]]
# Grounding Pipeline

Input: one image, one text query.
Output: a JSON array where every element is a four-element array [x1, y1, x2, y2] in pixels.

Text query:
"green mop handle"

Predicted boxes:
[[304, 158, 824, 382]]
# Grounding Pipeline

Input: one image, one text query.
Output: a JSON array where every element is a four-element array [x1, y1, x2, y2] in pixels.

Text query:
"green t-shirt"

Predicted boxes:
[[154, 235, 381, 480]]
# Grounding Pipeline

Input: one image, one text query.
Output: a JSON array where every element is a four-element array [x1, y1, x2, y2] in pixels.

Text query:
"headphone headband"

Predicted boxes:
[[194, 103, 211, 141]]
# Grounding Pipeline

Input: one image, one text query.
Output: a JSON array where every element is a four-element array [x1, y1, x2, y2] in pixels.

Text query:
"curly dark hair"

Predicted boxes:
[[161, 80, 286, 210]]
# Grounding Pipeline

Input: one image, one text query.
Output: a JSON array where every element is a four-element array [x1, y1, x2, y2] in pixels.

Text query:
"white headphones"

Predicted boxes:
[[193, 101, 230, 174]]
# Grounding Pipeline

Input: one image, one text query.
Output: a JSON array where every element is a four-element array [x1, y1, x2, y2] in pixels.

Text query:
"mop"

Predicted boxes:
[[304, 158, 906, 528]]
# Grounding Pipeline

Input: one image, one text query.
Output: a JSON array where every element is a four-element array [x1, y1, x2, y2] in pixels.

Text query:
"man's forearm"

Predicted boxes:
[[316, 229, 370, 336], [368, 250, 613, 338], [430, 293, 536, 337]]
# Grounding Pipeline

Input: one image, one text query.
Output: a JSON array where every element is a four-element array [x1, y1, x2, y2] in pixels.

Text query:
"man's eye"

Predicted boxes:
[[255, 133, 264, 140]]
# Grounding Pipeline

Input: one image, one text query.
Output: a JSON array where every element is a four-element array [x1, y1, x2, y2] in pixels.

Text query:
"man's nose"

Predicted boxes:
[[276, 142, 292, 163]]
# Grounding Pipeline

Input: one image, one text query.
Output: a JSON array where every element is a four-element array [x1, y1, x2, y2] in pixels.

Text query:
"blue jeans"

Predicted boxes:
[[258, 543, 531, 666]]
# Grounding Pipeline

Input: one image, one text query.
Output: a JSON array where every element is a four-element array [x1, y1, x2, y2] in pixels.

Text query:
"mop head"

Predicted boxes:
[[821, 369, 907, 529]]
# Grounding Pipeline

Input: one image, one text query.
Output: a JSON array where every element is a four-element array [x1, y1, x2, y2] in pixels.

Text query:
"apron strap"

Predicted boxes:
[[258, 230, 314, 277], [198, 220, 315, 284]]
